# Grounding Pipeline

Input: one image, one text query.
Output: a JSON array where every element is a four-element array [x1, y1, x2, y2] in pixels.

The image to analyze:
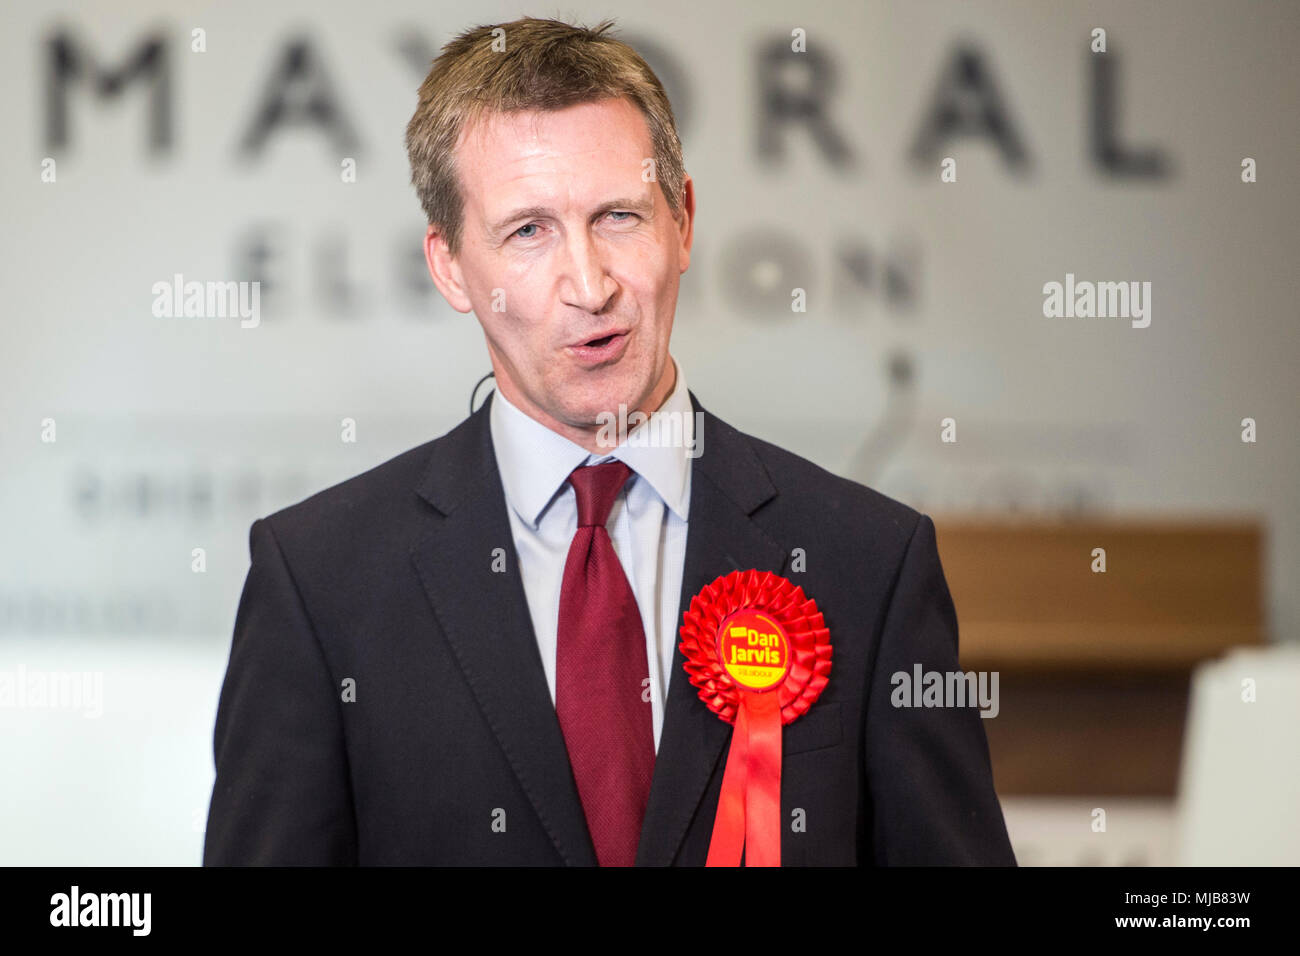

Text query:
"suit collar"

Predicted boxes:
[[411, 386, 788, 865], [487, 358, 695, 529], [413, 384, 775, 520]]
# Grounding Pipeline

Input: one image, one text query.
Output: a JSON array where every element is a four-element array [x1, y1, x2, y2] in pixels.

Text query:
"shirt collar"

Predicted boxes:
[[489, 356, 694, 529]]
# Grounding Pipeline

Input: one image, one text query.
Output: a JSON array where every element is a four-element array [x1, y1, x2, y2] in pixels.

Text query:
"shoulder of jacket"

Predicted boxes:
[[725, 421, 923, 545]]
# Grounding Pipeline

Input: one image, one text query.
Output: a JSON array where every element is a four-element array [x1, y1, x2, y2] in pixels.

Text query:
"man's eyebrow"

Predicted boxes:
[[488, 197, 654, 237]]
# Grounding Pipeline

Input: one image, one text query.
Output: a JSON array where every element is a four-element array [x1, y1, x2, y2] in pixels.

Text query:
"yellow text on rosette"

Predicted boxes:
[[717, 610, 790, 691]]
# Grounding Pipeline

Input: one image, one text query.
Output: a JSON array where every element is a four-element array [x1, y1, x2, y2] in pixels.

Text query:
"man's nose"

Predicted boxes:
[[558, 230, 616, 314]]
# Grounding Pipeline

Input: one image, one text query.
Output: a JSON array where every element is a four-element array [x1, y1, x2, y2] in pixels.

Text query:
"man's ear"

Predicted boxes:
[[676, 174, 696, 274], [423, 225, 474, 313]]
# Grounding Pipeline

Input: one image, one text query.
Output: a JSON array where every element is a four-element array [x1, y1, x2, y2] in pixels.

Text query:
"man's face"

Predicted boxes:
[[424, 96, 694, 445]]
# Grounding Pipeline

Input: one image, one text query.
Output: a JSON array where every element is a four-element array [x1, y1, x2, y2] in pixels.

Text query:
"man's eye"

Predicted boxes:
[[511, 214, 635, 240]]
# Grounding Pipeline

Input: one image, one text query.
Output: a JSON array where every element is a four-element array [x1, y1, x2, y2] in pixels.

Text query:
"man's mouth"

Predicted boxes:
[[572, 327, 628, 348], [566, 327, 631, 365]]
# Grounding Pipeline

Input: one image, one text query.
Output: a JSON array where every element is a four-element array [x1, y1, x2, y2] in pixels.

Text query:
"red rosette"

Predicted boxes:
[[678, 568, 832, 726], [678, 569, 833, 866]]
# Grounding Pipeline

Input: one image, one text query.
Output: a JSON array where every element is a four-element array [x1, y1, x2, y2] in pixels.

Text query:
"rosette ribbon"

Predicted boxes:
[[678, 569, 832, 866]]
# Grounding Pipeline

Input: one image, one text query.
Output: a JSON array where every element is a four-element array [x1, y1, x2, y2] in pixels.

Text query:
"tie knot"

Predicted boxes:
[[568, 460, 633, 528]]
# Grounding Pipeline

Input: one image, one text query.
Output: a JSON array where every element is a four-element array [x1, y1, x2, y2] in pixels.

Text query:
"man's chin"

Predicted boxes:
[[563, 401, 626, 428], [557, 378, 639, 417]]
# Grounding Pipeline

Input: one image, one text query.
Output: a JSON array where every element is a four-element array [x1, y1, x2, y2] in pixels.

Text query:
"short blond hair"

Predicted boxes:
[[405, 16, 686, 257]]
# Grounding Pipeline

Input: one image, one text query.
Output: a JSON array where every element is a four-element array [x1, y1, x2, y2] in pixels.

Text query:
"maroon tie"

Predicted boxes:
[[555, 460, 655, 866]]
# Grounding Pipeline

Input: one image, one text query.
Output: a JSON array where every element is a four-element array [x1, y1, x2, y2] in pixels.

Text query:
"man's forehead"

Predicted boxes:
[[457, 97, 652, 173], [456, 98, 658, 227]]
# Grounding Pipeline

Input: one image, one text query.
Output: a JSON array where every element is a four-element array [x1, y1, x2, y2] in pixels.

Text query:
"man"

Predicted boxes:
[[203, 17, 1015, 866]]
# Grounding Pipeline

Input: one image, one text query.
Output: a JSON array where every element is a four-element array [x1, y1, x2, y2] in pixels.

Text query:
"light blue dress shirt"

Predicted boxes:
[[487, 357, 694, 753]]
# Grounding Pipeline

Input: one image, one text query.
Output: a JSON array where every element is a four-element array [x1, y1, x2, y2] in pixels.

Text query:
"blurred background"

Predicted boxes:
[[1, 0, 1296, 865]]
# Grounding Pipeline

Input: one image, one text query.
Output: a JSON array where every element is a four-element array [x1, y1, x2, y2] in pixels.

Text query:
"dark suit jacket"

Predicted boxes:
[[203, 389, 1016, 866]]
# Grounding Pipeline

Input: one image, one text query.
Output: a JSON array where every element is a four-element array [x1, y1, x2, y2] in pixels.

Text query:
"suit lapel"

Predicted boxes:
[[409, 391, 597, 865], [635, 389, 788, 865]]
